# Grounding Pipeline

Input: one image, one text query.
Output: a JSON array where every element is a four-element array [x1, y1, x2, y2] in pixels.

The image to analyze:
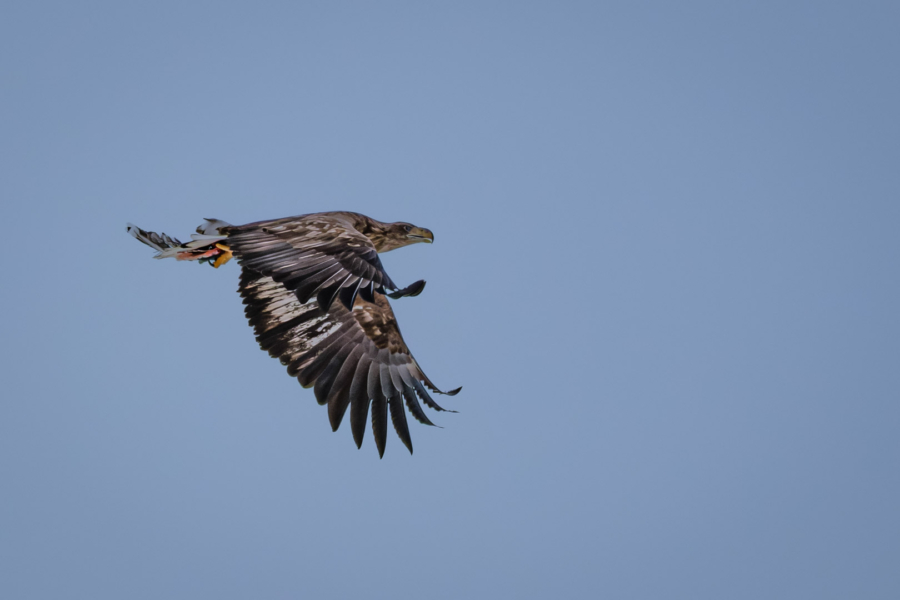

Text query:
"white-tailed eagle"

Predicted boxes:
[[127, 212, 460, 457]]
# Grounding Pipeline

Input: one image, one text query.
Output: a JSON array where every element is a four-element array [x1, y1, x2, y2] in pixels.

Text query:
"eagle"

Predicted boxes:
[[127, 211, 460, 457]]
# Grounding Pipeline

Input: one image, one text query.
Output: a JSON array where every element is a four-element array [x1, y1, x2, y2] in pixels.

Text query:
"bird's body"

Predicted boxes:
[[127, 211, 459, 457]]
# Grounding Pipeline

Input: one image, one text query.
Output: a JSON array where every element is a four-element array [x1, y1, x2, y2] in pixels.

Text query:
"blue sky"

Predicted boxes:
[[2, 2, 898, 598]]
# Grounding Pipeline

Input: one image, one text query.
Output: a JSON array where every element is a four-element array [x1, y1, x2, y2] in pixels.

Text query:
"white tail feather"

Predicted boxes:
[[127, 219, 232, 261]]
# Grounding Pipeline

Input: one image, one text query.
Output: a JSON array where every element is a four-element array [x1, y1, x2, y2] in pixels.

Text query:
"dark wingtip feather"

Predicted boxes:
[[389, 395, 414, 455], [349, 357, 372, 448], [326, 346, 363, 432], [420, 371, 463, 399], [386, 279, 427, 299], [329, 405, 345, 432], [327, 385, 351, 432], [403, 386, 438, 427], [313, 355, 344, 406], [350, 395, 370, 449], [371, 391, 388, 458], [412, 379, 457, 413], [425, 378, 463, 397]]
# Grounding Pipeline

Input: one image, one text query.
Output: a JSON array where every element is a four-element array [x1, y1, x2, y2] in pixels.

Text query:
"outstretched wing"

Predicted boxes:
[[225, 214, 399, 313], [239, 267, 460, 457]]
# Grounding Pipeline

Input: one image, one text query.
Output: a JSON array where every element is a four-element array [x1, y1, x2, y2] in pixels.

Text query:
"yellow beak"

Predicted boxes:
[[408, 227, 434, 243]]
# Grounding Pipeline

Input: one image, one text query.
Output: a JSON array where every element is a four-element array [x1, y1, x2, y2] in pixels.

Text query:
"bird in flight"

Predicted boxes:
[[127, 211, 460, 457]]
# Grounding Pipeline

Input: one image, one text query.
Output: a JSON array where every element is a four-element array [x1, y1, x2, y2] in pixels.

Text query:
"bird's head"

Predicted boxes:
[[374, 221, 433, 252], [396, 222, 434, 244]]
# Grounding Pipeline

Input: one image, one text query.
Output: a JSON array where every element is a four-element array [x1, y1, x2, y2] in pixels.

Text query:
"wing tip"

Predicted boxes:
[[386, 279, 427, 299]]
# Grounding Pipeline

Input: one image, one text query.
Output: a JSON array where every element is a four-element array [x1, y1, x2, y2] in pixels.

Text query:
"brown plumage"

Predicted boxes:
[[127, 211, 459, 457], [222, 211, 436, 312]]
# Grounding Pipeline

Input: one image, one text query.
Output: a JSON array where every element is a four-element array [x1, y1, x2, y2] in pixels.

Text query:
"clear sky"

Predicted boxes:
[[2, 2, 898, 598]]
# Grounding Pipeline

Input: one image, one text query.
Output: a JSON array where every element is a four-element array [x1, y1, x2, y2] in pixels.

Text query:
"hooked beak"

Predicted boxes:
[[407, 227, 434, 243]]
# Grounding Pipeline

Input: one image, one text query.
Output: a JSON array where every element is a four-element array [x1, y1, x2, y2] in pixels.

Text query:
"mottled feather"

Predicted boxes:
[[238, 267, 458, 456]]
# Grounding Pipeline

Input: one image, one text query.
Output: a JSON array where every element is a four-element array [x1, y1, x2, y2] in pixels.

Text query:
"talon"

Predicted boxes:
[[213, 244, 233, 268], [213, 251, 233, 268]]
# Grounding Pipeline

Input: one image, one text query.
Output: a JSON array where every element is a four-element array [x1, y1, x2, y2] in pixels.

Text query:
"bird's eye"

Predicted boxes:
[[404, 225, 412, 232]]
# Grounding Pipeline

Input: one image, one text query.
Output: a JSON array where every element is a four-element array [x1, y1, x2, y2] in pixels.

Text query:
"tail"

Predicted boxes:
[[127, 218, 235, 268]]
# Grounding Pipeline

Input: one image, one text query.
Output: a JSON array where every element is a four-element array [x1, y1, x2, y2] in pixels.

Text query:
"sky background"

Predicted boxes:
[[1, 2, 898, 598]]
